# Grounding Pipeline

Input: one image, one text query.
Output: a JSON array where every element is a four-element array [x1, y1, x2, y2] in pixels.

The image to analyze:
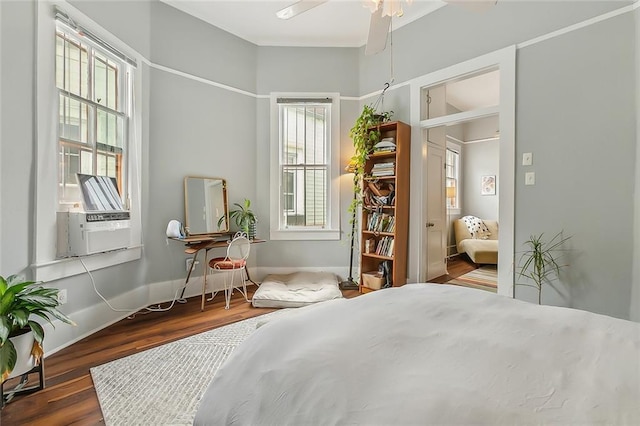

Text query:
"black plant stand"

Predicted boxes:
[[1, 362, 45, 409]]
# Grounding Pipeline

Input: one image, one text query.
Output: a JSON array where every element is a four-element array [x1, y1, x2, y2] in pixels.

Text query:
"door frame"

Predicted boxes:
[[409, 46, 516, 297]]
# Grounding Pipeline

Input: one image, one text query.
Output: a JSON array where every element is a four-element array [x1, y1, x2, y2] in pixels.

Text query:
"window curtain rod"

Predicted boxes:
[[277, 97, 333, 104], [54, 7, 137, 68]]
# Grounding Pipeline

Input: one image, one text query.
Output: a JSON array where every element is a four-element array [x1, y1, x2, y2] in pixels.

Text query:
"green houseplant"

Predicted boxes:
[[225, 199, 257, 239], [0, 275, 75, 382], [348, 105, 393, 214], [516, 232, 571, 304]]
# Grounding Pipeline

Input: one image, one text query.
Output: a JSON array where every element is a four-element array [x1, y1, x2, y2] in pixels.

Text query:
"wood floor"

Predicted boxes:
[[1, 287, 359, 425], [0, 259, 472, 425], [429, 254, 478, 284]]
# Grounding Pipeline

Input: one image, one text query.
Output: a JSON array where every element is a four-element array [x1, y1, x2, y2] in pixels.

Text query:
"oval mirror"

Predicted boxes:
[[184, 176, 229, 236]]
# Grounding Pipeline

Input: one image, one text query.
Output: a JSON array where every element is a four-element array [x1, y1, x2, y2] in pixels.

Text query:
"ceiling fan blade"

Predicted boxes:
[[276, 0, 328, 20], [444, 0, 497, 13], [365, 7, 391, 56]]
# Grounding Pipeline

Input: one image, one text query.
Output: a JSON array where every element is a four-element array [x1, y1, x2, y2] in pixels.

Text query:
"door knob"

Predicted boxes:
[[426, 222, 435, 227]]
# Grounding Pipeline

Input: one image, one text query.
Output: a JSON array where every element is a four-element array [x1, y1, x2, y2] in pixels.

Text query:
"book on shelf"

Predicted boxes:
[[374, 236, 394, 257], [367, 212, 396, 232]]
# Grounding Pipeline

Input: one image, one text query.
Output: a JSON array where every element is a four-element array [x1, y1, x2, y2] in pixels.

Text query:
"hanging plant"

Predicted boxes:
[[347, 105, 393, 216]]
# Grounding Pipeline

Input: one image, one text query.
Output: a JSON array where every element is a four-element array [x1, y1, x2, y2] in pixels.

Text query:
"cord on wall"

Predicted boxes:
[[79, 257, 186, 318]]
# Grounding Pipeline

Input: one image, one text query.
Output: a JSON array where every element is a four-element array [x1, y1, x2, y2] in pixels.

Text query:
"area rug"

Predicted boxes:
[[447, 265, 497, 293], [90, 310, 286, 426]]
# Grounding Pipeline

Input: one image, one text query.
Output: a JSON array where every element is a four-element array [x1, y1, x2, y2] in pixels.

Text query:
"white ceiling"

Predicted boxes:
[[160, 0, 448, 48]]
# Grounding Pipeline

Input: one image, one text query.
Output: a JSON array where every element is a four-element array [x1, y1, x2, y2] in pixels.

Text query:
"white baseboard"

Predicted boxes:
[[43, 285, 149, 356], [42, 265, 350, 359]]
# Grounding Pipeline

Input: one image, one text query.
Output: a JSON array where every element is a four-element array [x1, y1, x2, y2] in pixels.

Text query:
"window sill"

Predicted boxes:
[[32, 246, 142, 282], [270, 229, 341, 241]]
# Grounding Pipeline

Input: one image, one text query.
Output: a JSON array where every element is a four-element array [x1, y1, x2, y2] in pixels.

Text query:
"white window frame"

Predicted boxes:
[[445, 144, 461, 215], [55, 28, 129, 209], [33, 1, 143, 281], [269, 93, 340, 241]]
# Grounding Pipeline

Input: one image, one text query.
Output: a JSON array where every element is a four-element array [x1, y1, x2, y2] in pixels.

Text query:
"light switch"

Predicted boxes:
[[522, 152, 533, 166], [525, 172, 535, 186]]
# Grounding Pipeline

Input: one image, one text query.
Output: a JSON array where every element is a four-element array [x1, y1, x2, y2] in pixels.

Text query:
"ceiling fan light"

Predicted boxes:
[[364, 0, 382, 13], [381, 0, 410, 18]]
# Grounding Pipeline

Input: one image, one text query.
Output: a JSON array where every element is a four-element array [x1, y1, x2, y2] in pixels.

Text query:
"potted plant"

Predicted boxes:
[[0, 275, 75, 382], [225, 199, 257, 240], [516, 231, 571, 304]]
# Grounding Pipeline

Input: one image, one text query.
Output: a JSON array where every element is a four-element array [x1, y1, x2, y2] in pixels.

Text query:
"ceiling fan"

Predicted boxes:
[[276, 0, 403, 55], [276, 0, 497, 56]]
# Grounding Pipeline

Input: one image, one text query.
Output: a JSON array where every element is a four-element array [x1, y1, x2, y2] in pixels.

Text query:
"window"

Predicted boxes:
[[446, 148, 460, 210], [270, 95, 340, 240], [55, 28, 130, 207], [33, 6, 142, 281]]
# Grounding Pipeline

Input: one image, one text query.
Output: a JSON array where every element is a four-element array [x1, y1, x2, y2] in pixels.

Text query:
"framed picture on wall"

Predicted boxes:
[[481, 175, 496, 195]]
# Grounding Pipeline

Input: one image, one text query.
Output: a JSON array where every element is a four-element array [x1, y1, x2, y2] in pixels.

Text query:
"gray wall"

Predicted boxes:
[[514, 12, 636, 316], [462, 140, 499, 221], [146, 1, 258, 282]]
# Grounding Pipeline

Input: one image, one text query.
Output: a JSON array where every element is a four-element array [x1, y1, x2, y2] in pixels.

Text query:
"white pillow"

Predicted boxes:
[[461, 215, 491, 240]]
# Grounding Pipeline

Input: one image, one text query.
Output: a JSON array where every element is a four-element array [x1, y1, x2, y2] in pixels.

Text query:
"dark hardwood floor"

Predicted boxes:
[[1, 287, 359, 425], [429, 254, 478, 284]]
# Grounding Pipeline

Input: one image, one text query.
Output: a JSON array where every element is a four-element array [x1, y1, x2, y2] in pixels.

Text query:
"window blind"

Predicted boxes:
[[54, 7, 137, 68]]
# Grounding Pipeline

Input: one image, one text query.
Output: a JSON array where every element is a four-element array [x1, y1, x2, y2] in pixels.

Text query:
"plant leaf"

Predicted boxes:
[[0, 339, 17, 382], [0, 291, 14, 316], [0, 316, 11, 343], [28, 320, 45, 345]]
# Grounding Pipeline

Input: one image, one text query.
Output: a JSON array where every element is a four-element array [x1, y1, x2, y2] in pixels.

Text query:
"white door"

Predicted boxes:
[[424, 127, 447, 280]]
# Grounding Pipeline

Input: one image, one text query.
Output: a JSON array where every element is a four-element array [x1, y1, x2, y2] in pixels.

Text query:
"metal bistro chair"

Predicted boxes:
[[208, 232, 251, 309]]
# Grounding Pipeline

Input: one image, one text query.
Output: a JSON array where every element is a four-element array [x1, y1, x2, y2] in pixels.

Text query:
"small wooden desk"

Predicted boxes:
[[172, 235, 265, 310]]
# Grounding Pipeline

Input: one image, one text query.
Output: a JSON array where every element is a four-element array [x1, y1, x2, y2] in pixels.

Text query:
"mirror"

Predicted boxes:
[[184, 176, 229, 236]]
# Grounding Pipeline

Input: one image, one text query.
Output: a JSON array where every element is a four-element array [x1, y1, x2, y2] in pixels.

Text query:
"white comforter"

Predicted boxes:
[[194, 284, 640, 425]]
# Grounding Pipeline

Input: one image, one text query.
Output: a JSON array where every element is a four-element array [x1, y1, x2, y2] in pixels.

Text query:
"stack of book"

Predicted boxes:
[[371, 161, 395, 177], [373, 137, 396, 154]]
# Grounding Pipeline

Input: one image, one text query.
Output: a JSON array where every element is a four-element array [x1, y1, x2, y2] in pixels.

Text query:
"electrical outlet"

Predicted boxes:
[[525, 172, 536, 186], [58, 288, 68, 305], [522, 152, 533, 166], [186, 258, 199, 272]]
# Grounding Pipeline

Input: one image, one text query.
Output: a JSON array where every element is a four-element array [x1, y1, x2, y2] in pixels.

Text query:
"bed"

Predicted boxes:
[[194, 284, 640, 425]]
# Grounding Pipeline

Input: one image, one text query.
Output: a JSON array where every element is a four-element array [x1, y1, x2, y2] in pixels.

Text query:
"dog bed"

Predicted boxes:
[[252, 271, 343, 308]]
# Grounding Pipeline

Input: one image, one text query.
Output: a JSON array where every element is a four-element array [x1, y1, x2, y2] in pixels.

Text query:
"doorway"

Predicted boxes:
[[409, 47, 515, 297]]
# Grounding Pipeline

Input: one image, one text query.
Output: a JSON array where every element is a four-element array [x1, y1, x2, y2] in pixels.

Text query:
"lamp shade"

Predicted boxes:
[[345, 159, 358, 174], [446, 186, 456, 198]]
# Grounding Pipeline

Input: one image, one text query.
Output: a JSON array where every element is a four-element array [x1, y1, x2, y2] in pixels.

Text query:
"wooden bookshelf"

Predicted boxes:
[[359, 121, 410, 292]]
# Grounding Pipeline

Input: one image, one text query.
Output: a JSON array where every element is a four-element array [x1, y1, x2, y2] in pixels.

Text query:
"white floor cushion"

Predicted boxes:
[[252, 271, 343, 308]]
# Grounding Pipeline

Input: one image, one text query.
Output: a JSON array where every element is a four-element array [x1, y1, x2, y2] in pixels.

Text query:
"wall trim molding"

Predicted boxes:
[[54, 0, 635, 103], [517, 2, 636, 49], [143, 3, 636, 102]]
